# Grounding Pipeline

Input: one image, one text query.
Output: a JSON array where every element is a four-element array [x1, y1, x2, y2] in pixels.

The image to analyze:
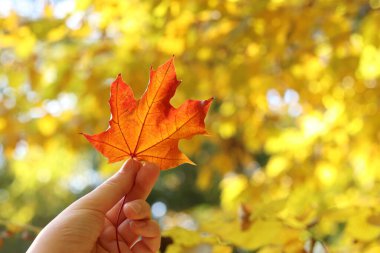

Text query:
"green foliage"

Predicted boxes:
[[1, 0, 380, 252]]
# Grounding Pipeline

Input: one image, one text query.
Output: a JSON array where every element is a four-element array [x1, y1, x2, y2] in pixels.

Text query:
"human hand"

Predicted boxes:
[[27, 159, 160, 253]]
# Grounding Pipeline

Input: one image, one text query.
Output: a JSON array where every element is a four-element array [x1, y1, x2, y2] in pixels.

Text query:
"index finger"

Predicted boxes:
[[125, 161, 160, 201], [106, 161, 160, 224]]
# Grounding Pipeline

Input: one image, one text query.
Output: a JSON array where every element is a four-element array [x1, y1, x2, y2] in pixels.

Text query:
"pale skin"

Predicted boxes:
[[27, 159, 161, 253]]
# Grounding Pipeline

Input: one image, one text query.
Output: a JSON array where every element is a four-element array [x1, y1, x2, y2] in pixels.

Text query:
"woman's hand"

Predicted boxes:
[[27, 159, 160, 253]]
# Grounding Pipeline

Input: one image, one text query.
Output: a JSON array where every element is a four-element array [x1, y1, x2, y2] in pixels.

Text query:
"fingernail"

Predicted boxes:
[[126, 202, 141, 214], [144, 161, 158, 168], [120, 158, 141, 172], [131, 221, 146, 228]]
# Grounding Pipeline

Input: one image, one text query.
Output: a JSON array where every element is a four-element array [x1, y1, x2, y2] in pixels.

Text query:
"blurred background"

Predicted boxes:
[[1, 0, 380, 252]]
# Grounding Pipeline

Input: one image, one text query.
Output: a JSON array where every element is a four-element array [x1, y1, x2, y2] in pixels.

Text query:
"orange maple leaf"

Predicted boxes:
[[82, 58, 213, 170]]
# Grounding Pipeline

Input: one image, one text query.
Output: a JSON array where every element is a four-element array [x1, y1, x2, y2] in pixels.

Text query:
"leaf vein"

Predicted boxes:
[[132, 61, 173, 154], [86, 137, 129, 155], [115, 80, 132, 153], [136, 111, 199, 155]]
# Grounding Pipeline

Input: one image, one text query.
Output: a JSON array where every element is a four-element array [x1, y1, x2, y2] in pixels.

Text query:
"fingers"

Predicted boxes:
[[125, 161, 160, 201], [117, 200, 153, 246], [106, 162, 160, 224], [124, 200, 151, 220], [73, 159, 141, 213], [129, 220, 160, 238], [98, 220, 132, 253], [132, 237, 161, 253], [99, 200, 160, 252], [125, 220, 161, 253], [132, 241, 157, 253]]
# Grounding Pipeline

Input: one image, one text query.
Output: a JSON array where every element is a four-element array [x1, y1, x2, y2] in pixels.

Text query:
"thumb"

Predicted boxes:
[[73, 159, 141, 213]]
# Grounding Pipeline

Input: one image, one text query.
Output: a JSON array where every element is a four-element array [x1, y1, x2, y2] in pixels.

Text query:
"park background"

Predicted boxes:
[[1, 0, 380, 252]]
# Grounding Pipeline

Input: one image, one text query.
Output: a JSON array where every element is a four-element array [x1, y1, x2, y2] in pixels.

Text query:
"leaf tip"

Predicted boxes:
[[202, 97, 214, 108], [203, 131, 212, 137], [168, 55, 175, 64], [187, 160, 197, 166], [80, 132, 92, 140]]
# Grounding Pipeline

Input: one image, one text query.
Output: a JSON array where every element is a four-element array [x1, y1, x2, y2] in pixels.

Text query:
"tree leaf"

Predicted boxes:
[[82, 57, 213, 170]]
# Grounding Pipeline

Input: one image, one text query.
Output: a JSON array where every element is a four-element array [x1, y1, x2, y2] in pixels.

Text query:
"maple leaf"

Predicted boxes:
[[82, 58, 213, 170]]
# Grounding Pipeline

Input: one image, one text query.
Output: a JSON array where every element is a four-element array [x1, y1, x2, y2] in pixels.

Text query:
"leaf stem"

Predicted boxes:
[[116, 194, 128, 253]]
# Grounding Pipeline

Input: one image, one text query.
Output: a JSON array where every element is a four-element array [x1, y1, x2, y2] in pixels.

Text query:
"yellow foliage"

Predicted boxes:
[[359, 45, 380, 79], [345, 209, 380, 241], [220, 175, 248, 210], [266, 155, 289, 178]]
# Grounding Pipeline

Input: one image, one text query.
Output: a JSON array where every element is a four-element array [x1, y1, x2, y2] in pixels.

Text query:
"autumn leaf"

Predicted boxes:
[[82, 58, 213, 170]]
